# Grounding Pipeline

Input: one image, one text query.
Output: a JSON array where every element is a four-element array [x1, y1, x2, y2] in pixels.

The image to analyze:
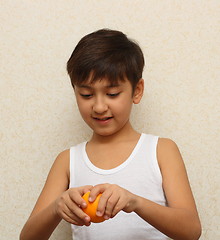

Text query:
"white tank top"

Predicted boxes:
[[69, 133, 169, 240]]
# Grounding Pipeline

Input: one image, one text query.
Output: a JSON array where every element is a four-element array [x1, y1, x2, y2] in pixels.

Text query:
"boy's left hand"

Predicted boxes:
[[88, 184, 138, 220]]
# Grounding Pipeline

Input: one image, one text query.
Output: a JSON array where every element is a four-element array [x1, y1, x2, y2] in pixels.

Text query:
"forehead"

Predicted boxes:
[[77, 78, 130, 89], [77, 77, 129, 88]]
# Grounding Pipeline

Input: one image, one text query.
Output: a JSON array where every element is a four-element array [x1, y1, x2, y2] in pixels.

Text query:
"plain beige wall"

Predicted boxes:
[[1, 1, 219, 239]]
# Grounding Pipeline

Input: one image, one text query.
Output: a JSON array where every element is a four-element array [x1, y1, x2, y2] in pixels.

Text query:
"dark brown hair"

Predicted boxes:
[[67, 29, 144, 91]]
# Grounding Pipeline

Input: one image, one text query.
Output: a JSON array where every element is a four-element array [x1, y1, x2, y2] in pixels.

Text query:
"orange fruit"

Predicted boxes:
[[82, 192, 105, 223]]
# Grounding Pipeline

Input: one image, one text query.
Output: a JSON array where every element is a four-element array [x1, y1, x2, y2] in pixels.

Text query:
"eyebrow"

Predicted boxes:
[[78, 83, 120, 89], [78, 85, 92, 89]]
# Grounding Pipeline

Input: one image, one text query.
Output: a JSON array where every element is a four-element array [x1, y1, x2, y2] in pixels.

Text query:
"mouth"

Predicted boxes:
[[93, 116, 113, 121]]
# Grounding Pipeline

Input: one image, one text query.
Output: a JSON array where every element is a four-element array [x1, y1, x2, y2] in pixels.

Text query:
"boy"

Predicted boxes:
[[20, 29, 201, 240]]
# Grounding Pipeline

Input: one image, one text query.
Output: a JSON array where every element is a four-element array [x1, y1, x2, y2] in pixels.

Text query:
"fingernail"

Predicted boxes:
[[82, 202, 87, 208], [89, 197, 93, 202], [104, 215, 109, 220], [96, 211, 102, 216]]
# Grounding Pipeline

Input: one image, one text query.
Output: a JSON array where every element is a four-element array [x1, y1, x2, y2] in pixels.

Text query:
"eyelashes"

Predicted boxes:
[[80, 92, 121, 99], [107, 93, 121, 97], [80, 94, 92, 98]]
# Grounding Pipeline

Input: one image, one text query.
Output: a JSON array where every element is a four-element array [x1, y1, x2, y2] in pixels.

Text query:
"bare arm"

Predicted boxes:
[[20, 150, 92, 240], [135, 138, 201, 239]]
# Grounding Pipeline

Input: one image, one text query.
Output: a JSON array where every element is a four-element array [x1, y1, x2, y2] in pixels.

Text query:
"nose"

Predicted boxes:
[[93, 96, 108, 114]]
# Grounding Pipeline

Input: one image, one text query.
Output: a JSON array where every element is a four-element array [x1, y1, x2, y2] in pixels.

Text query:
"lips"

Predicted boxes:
[[93, 117, 113, 121]]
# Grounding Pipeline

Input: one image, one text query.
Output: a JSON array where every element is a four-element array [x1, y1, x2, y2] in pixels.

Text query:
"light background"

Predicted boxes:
[[0, 1, 219, 239]]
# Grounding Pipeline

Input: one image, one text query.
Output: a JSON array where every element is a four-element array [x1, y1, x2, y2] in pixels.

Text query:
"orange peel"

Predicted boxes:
[[82, 192, 105, 223]]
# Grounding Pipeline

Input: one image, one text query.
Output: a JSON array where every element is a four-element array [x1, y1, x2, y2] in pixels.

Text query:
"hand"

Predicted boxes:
[[54, 185, 93, 226], [88, 184, 138, 220]]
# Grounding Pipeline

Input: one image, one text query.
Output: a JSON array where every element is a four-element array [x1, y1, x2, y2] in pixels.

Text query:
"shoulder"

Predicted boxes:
[[157, 138, 184, 171], [56, 149, 70, 160], [50, 149, 70, 179], [54, 149, 70, 165], [157, 137, 180, 154]]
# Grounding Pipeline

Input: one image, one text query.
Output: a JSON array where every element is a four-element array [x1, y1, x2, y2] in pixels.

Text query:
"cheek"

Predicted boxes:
[[113, 98, 133, 115], [76, 99, 90, 117]]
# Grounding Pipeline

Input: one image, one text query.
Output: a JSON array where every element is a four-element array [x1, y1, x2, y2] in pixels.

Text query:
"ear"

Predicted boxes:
[[133, 79, 144, 104]]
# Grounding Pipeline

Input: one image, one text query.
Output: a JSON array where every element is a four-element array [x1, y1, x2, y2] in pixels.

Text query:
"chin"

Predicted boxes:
[[95, 131, 114, 137], [93, 128, 122, 137]]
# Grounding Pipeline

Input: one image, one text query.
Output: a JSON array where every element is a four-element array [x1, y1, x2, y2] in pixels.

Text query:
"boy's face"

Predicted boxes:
[[74, 77, 143, 137]]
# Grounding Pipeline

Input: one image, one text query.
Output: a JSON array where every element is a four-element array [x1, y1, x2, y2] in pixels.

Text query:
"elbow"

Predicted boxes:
[[184, 220, 202, 240], [19, 231, 24, 240], [185, 212, 202, 240], [20, 228, 27, 240], [173, 217, 202, 240], [19, 226, 29, 240], [193, 221, 202, 240], [190, 216, 202, 240]]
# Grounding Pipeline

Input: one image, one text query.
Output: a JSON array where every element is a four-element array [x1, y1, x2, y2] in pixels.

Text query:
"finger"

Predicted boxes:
[[65, 194, 91, 224], [95, 189, 117, 218], [103, 194, 120, 219], [62, 209, 90, 226], [89, 183, 109, 202], [68, 189, 87, 209], [111, 197, 125, 218], [62, 207, 84, 225], [57, 200, 83, 225], [81, 185, 94, 195], [68, 204, 90, 223], [67, 209, 91, 226]]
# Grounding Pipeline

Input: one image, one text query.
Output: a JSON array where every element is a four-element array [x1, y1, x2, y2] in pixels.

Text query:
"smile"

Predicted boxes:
[[93, 117, 113, 121]]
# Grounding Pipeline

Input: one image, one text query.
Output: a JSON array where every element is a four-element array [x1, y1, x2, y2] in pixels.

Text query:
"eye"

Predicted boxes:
[[107, 92, 121, 97], [80, 94, 93, 98]]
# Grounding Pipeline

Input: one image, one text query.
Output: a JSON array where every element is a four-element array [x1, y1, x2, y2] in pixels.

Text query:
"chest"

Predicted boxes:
[[85, 141, 137, 170]]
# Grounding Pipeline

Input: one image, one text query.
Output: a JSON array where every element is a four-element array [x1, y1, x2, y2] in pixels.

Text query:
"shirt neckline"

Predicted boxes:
[[82, 133, 145, 175]]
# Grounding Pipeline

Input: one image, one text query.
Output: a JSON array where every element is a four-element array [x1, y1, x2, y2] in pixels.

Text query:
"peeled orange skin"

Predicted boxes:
[[82, 192, 105, 223]]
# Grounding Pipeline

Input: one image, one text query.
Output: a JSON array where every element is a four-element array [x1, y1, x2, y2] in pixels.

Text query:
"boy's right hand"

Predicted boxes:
[[54, 185, 93, 226]]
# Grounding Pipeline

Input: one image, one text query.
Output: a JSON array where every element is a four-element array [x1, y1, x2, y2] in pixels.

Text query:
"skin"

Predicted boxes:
[[20, 78, 201, 240]]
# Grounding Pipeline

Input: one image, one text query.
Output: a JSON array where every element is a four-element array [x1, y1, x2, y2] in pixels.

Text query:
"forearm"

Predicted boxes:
[[20, 202, 62, 240], [134, 196, 201, 240]]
